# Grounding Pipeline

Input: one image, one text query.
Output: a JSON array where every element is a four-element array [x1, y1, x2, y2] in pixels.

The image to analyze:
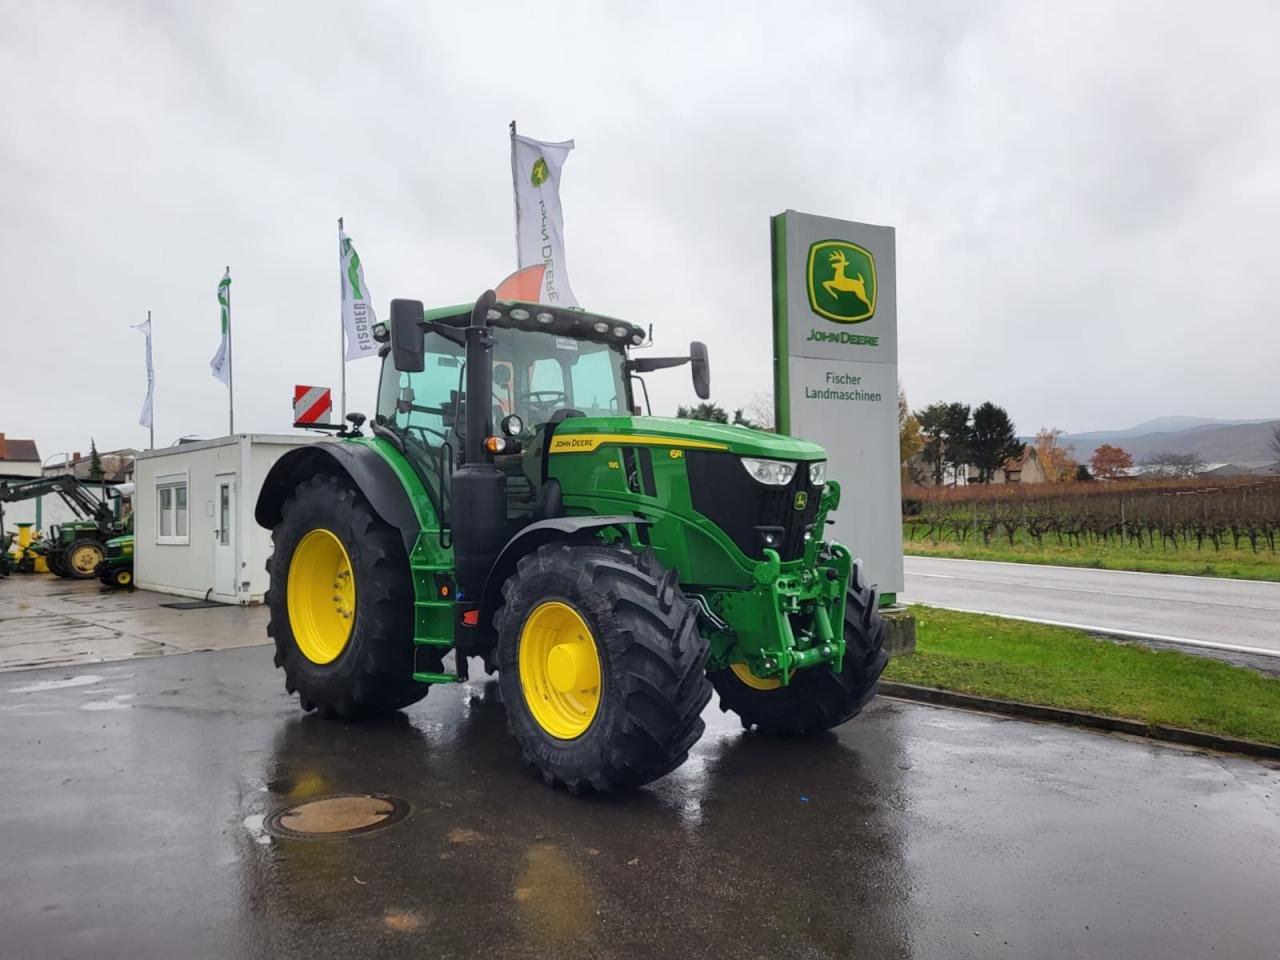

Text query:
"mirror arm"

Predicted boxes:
[[427, 321, 466, 348], [625, 356, 689, 373]]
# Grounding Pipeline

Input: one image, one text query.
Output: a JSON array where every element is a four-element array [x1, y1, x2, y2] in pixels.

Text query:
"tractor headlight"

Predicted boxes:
[[740, 457, 796, 486], [809, 461, 826, 486]]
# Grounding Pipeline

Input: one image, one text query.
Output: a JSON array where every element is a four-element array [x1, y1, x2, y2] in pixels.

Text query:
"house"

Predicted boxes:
[[0, 433, 67, 534], [42, 447, 137, 484], [133, 435, 318, 604], [996, 446, 1047, 484], [1200, 462, 1253, 478], [923, 445, 1048, 486], [0, 433, 41, 478]]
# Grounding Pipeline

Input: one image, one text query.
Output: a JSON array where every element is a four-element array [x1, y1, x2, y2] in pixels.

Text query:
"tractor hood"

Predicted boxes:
[[548, 416, 826, 461]]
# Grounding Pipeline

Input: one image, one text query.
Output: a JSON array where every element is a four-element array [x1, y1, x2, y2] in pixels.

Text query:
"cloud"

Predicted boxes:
[[1, 0, 1278, 465]]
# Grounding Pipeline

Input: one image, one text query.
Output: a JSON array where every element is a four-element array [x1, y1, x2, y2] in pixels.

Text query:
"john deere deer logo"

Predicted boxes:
[[530, 156, 550, 186], [807, 240, 877, 323]]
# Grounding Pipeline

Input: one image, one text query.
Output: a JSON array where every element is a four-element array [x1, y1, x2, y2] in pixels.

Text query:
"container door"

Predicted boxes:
[[214, 473, 236, 598]]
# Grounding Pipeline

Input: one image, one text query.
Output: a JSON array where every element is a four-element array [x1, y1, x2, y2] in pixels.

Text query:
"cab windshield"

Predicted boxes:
[[375, 326, 629, 509]]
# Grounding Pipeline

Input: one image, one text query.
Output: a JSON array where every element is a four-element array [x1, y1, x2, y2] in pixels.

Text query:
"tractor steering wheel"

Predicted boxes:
[[523, 390, 568, 419]]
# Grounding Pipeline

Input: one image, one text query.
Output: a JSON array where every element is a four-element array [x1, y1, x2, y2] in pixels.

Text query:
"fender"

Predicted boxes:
[[255, 441, 423, 556], [478, 515, 652, 629]]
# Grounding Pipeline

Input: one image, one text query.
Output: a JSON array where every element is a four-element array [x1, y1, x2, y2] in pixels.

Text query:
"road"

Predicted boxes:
[[903, 556, 1280, 657], [2, 644, 1277, 960]]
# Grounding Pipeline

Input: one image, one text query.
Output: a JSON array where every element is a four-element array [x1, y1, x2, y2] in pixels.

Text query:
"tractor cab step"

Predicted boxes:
[[412, 671, 462, 684]]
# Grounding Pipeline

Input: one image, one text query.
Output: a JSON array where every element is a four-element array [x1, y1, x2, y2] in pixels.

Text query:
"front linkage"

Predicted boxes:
[[701, 480, 852, 686]]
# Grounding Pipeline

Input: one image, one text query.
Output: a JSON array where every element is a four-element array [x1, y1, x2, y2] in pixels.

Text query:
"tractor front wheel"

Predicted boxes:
[[709, 559, 889, 736], [101, 566, 133, 589], [265, 474, 435, 719], [64, 539, 104, 580], [495, 543, 712, 794]]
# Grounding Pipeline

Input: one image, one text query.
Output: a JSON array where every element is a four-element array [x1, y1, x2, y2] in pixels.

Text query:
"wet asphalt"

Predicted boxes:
[[1, 645, 1278, 960]]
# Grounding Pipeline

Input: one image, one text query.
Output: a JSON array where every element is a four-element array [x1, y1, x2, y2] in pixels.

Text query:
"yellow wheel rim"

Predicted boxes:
[[118, 570, 132, 586], [731, 662, 781, 691], [70, 545, 102, 575], [287, 529, 356, 665], [519, 601, 601, 739]]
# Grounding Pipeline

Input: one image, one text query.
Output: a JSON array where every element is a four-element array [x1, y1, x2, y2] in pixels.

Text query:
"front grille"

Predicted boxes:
[[685, 451, 820, 561], [106, 544, 123, 559]]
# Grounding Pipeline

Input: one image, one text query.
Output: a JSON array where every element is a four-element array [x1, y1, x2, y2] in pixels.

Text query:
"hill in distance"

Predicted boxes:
[[1054, 416, 1280, 467]]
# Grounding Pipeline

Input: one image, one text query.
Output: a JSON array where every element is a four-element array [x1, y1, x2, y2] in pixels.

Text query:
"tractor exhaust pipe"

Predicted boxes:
[[453, 289, 506, 603], [463, 289, 497, 464]]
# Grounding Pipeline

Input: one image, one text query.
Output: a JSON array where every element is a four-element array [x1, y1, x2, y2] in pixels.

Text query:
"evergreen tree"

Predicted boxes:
[[968, 402, 1022, 482], [675, 402, 729, 423]]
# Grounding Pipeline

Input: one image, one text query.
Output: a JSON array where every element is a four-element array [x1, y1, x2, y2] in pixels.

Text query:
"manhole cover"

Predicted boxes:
[[263, 793, 410, 840]]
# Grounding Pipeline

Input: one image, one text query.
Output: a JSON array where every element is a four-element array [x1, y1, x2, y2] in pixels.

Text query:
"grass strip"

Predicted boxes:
[[903, 534, 1280, 582], [882, 606, 1280, 745]]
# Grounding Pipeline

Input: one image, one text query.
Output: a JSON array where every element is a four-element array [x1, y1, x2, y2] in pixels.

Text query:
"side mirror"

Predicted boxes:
[[690, 341, 710, 400], [389, 299, 425, 372]]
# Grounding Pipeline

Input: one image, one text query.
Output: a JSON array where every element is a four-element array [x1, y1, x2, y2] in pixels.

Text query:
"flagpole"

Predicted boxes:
[[225, 266, 235, 436], [509, 120, 520, 266], [338, 216, 346, 422], [147, 310, 154, 451]]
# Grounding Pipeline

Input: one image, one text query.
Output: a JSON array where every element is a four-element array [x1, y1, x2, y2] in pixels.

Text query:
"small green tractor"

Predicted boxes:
[[0, 474, 128, 579], [96, 532, 135, 589], [257, 291, 887, 793]]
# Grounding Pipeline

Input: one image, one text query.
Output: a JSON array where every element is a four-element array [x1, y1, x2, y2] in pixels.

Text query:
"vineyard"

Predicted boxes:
[[903, 477, 1280, 554]]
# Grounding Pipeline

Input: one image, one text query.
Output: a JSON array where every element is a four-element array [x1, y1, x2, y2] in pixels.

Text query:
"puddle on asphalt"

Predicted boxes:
[[81, 694, 134, 711], [242, 814, 272, 845], [11, 674, 103, 693]]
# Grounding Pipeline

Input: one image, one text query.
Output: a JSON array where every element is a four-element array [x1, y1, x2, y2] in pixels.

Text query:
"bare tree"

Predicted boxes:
[[744, 392, 775, 432], [1142, 451, 1206, 478]]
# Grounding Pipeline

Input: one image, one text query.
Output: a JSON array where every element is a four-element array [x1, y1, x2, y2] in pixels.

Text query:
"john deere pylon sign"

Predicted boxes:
[[772, 210, 903, 598]]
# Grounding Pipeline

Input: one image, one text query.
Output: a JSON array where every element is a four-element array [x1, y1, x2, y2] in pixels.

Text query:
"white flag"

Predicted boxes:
[[511, 132, 578, 307], [340, 228, 378, 361], [131, 316, 154, 428], [210, 268, 231, 385]]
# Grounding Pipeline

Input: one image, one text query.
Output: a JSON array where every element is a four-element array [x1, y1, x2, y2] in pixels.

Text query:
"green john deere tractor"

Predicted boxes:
[[96, 532, 135, 589], [256, 291, 887, 794], [0, 474, 128, 579]]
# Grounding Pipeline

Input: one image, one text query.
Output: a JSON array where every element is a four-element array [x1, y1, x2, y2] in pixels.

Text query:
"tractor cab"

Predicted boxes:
[[371, 300, 707, 531]]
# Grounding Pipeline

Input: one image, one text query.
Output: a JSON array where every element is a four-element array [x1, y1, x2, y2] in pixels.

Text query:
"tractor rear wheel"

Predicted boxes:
[[64, 539, 104, 580], [46, 548, 67, 577], [495, 543, 712, 794], [265, 473, 434, 719], [709, 559, 889, 736]]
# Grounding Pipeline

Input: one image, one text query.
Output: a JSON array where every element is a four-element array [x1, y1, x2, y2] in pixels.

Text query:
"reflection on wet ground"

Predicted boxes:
[[1, 645, 1277, 959]]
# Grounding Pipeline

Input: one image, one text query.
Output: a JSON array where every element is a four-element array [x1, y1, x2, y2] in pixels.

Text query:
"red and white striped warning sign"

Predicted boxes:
[[293, 385, 332, 426]]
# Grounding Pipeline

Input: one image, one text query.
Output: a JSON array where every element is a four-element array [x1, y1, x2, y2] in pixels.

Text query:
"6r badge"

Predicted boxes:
[[807, 240, 877, 323]]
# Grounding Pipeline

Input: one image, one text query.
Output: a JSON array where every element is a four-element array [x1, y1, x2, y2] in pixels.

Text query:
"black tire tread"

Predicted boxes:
[[62, 538, 103, 580], [265, 473, 435, 719], [709, 558, 889, 736], [495, 542, 712, 794]]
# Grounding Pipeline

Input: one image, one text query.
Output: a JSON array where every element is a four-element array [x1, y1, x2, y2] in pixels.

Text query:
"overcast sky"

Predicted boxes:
[[3, 0, 1278, 461]]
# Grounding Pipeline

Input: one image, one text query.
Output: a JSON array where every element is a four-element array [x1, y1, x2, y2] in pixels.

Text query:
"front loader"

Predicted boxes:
[[0, 474, 125, 579], [256, 290, 887, 794]]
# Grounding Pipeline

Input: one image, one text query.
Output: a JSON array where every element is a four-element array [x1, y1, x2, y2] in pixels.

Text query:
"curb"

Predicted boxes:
[[877, 681, 1280, 762]]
